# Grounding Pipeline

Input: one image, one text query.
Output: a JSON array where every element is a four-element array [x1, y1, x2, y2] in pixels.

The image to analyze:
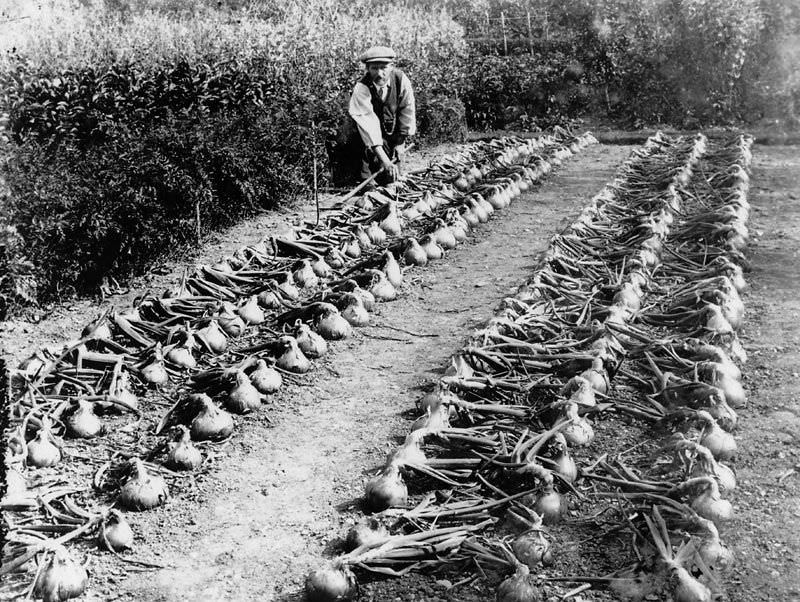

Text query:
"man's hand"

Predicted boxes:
[[374, 145, 400, 181]]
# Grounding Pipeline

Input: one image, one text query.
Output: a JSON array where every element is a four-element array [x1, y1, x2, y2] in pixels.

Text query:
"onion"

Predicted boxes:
[[432, 220, 457, 249], [512, 528, 553, 569], [34, 544, 88, 602], [339, 279, 376, 311], [419, 234, 444, 260], [496, 563, 541, 602], [315, 306, 353, 340], [305, 562, 358, 602], [196, 320, 228, 354], [551, 433, 577, 483], [699, 364, 745, 408], [190, 393, 235, 441], [580, 357, 610, 394], [345, 518, 389, 551], [248, 359, 282, 394], [365, 464, 407, 511], [560, 376, 596, 407], [101, 509, 134, 551], [118, 458, 169, 510], [165, 339, 196, 370], [65, 399, 104, 438], [403, 238, 428, 266], [295, 322, 328, 358], [165, 425, 203, 470], [227, 369, 263, 413], [343, 237, 361, 258], [293, 258, 319, 288], [696, 411, 737, 461], [468, 197, 489, 222], [381, 251, 403, 287], [258, 289, 282, 309], [238, 295, 266, 325], [312, 257, 332, 278], [276, 335, 312, 373], [379, 202, 403, 235], [366, 222, 387, 245], [562, 403, 594, 447], [693, 516, 733, 572], [339, 293, 370, 327], [27, 418, 62, 468], [691, 480, 733, 525], [453, 174, 470, 191], [534, 485, 563, 525], [460, 204, 480, 227], [216, 303, 246, 337], [353, 224, 372, 249], [141, 342, 169, 385], [367, 269, 397, 301]]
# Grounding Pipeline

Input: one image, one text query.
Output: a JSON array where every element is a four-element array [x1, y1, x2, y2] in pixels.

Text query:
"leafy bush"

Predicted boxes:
[[2, 107, 311, 298]]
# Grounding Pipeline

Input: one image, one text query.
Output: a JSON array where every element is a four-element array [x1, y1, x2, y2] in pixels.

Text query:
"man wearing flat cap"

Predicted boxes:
[[347, 45, 416, 185]]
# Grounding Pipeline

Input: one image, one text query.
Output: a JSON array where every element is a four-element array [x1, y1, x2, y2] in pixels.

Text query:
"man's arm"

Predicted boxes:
[[396, 72, 416, 137], [348, 82, 383, 148]]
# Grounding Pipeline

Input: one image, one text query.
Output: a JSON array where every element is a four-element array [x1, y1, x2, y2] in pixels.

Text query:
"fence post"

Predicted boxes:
[[501, 11, 508, 55]]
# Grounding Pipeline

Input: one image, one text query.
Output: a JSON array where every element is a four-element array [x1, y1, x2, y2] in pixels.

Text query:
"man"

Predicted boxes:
[[348, 45, 416, 185]]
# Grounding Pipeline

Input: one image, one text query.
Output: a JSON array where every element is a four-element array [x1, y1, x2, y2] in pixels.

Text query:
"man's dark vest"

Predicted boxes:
[[359, 68, 405, 144]]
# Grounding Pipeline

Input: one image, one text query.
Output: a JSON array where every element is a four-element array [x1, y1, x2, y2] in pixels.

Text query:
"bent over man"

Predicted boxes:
[[348, 45, 416, 185]]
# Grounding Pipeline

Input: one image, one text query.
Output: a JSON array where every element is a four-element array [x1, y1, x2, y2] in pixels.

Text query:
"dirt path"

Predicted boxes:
[[66, 142, 629, 601], [726, 144, 800, 602], [4, 140, 799, 602]]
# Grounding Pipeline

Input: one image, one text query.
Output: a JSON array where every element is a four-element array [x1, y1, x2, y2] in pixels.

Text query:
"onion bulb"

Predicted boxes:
[[366, 222, 386, 245], [343, 237, 361, 259], [432, 219, 457, 249], [27, 417, 62, 468], [535, 484, 563, 526], [403, 238, 428, 266], [226, 369, 263, 414], [551, 433, 577, 483], [118, 458, 169, 510], [258, 289, 282, 309], [696, 411, 737, 461], [305, 562, 357, 602], [100, 509, 134, 551], [512, 528, 553, 569], [315, 306, 352, 340], [295, 322, 328, 358], [339, 293, 370, 327], [691, 479, 733, 525], [293, 258, 319, 288], [34, 544, 88, 602], [165, 339, 196, 371], [419, 234, 444, 260], [196, 320, 228, 354], [248, 359, 282, 394], [366, 269, 397, 301], [496, 563, 541, 602], [580, 357, 610, 394], [190, 393, 235, 441], [141, 342, 169, 385], [312, 257, 332, 278], [216, 303, 246, 337], [379, 202, 403, 235], [276, 335, 312, 373], [365, 464, 407, 511], [344, 518, 389, 551], [65, 399, 104, 439], [352, 224, 372, 249], [277, 273, 301, 300], [381, 251, 403, 287], [165, 425, 203, 470], [238, 295, 266, 325]]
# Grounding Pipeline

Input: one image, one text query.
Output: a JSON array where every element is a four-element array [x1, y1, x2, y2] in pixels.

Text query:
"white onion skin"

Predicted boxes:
[[512, 529, 553, 569], [65, 400, 104, 439], [419, 235, 444, 260], [238, 295, 265, 325], [249, 359, 282, 394], [368, 271, 397, 301], [101, 510, 134, 551], [316, 309, 353, 340], [258, 289, 282, 309], [365, 465, 407, 511], [295, 324, 328, 358], [340, 295, 370, 327], [496, 565, 541, 602], [293, 259, 319, 288], [27, 425, 62, 468], [276, 336, 312, 373], [534, 487, 563, 526], [190, 397, 235, 441], [344, 518, 389, 551], [700, 422, 737, 462], [226, 370, 262, 414], [671, 565, 712, 602], [118, 459, 169, 511], [34, 546, 88, 602], [379, 207, 403, 236], [403, 239, 428, 266], [305, 564, 357, 602], [366, 222, 387, 245], [197, 321, 228, 354], [312, 257, 332, 278], [165, 428, 203, 471]]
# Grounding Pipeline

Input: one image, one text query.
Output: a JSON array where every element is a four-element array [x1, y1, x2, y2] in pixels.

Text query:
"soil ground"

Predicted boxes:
[[2, 138, 799, 601]]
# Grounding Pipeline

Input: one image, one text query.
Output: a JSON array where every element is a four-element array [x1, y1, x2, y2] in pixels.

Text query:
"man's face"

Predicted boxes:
[[367, 62, 393, 87]]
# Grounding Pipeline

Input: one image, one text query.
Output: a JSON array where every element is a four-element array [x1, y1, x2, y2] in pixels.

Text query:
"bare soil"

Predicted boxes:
[[3, 139, 799, 602]]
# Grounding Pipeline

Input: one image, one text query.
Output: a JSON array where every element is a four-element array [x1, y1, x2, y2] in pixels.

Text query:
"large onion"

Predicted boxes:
[[141, 342, 169, 385], [276, 335, 312, 373], [118, 458, 169, 511], [196, 320, 228, 354], [226, 369, 263, 414], [65, 399, 104, 439], [305, 562, 357, 602], [26, 417, 62, 468], [238, 295, 266, 325], [364, 464, 407, 511], [381, 251, 403, 287], [496, 563, 541, 602], [165, 425, 203, 470], [34, 544, 88, 602], [100, 509, 134, 551], [248, 358, 282, 394], [403, 238, 428, 266], [295, 322, 328, 358], [315, 306, 352, 340], [190, 393, 235, 441]]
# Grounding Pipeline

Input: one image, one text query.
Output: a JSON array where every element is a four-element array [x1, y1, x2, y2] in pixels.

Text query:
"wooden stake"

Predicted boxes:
[[526, 9, 534, 55], [501, 11, 508, 55]]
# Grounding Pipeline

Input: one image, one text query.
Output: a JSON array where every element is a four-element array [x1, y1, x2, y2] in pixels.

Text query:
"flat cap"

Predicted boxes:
[[359, 45, 396, 64]]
